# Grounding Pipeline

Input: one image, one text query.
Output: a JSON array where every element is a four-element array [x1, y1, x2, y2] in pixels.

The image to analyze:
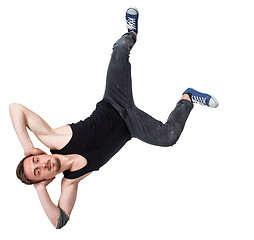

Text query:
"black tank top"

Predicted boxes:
[[50, 100, 131, 179]]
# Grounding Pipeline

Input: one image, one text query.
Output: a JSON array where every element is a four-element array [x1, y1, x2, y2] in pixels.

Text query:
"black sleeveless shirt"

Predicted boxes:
[[50, 100, 131, 179]]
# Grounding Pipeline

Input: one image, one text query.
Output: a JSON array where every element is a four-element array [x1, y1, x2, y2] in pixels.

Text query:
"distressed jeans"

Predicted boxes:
[[103, 32, 193, 147]]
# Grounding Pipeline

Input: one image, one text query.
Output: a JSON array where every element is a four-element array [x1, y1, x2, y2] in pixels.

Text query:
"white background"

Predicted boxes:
[[1, 0, 253, 239]]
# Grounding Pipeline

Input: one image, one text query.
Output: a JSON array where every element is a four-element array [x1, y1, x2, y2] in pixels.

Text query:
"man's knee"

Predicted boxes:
[[160, 132, 180, 147], [113, 38, 129, 53], [111, 43, 130, 64], [113, 34, 135, 55]]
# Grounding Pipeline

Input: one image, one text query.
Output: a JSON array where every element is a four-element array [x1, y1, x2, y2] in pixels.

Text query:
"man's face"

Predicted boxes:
[[24, 154, 62, 182]]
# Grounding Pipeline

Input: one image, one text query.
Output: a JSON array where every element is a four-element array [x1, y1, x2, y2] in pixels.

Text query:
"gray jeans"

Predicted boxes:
[[103, 32, 193, 147]]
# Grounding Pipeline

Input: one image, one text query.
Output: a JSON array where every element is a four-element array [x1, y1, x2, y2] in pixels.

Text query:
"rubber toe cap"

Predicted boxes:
[[208, 96, 219, 108]]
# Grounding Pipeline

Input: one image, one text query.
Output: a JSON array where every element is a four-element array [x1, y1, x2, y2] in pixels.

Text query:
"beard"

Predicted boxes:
[[55, 157, 61, 172]]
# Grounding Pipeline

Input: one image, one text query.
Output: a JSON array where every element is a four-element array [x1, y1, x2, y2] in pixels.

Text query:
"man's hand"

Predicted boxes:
[[25, 147, 46, 157], [34, 177, 56, 190]]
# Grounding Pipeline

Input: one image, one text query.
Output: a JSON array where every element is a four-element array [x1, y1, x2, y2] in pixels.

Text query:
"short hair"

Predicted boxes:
[[16, 155, 44, 185]]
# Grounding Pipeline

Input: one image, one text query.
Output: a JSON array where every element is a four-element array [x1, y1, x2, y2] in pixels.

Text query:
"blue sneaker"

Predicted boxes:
[[183, 88, 219, 108], [126, 7, 139, 33]]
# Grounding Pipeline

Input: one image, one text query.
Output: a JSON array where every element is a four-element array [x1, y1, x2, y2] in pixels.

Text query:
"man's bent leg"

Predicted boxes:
[[104, 32, 137, 111], [124, 99, 193, 147]]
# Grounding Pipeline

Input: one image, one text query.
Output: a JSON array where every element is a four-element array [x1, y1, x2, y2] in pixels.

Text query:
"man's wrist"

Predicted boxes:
[[24, 145, 35, 156], [34, 183, 46, 191]]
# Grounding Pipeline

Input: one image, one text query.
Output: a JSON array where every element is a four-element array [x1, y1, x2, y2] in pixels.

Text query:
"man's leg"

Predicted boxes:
[[103, 8, 192, 147], [103, 7, 139, 114], [123, 89, 218, 147], [103, 32, 136, 112], [123, 97, 194, 147], [104, 8, 218, 147], [104, 34, 194, 147]]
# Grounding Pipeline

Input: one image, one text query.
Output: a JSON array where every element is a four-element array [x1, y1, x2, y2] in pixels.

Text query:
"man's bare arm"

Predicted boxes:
[[34, 178, 79, 229], [34, 179, 60, 227], [9, 103, 54, 154], [9, 103, 72, 152], [34, 172, 92, 229]]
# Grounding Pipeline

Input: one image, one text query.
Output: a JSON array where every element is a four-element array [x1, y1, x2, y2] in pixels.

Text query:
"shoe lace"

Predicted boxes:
[[192, 96, 207, 105], [127, 17, 136, 30]]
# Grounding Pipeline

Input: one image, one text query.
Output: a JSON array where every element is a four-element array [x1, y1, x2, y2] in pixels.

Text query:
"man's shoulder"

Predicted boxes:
[[61, 172, 92, 187]]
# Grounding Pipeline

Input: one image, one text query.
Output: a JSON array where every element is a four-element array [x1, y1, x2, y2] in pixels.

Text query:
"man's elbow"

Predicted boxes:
[[9, 102, 20, 112], [55, 207, 70, 229], [9, 103, 24, 115], [55, 220, 69, 229]]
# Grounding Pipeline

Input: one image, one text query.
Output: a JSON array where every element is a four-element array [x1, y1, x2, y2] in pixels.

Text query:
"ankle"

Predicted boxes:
[[181, 93, 192, 102]]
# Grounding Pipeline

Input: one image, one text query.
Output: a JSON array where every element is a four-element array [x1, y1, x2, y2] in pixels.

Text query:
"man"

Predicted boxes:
[[9, 7, 218, 229]]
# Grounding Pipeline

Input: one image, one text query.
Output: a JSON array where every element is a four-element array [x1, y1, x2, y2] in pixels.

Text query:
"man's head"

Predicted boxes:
[[16, 154, 62, 185]]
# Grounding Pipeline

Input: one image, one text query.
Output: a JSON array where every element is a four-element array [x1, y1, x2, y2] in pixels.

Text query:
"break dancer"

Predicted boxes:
[[9, 7, 218, 229]]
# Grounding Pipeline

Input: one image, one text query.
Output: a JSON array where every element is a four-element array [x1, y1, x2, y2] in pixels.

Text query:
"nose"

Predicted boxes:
[[36, 161, 49, 170], [45, 160, 51, 170]]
